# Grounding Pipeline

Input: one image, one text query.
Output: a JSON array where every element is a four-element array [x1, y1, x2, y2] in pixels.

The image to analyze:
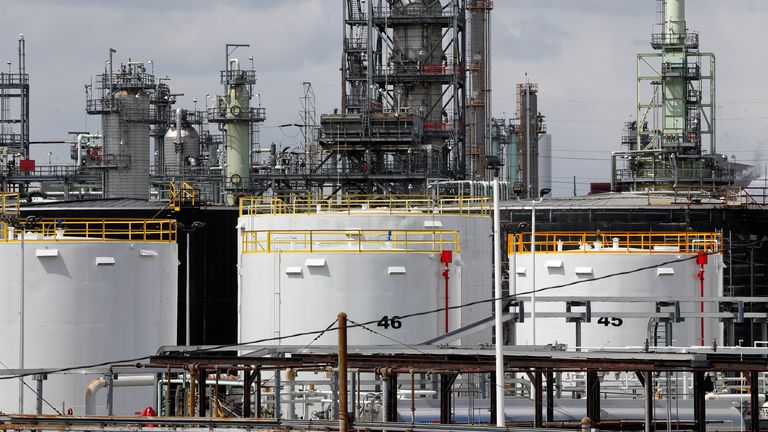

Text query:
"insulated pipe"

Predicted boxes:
[[85, 375, 156, 415], [492, 177, 505, 427], [76, 134, 102, 168], [176, 108, 183, 167]]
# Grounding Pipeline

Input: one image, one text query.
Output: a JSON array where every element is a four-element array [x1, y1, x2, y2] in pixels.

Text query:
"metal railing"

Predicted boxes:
[[242, 229, 459, 254], [169, 181, 198, 210], [0, 192, 19, 214], [509, 231, 721, 254], [0, 219, 176, 243], [240, 194, 490, 216]]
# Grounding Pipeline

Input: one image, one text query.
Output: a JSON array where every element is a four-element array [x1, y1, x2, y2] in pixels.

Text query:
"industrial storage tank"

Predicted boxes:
[[0, 217, 178, 415], [102, 89, 151, 199], [238, 195, 491, 347], [163, 120, 200, 174], [509, 231, 723, 348]]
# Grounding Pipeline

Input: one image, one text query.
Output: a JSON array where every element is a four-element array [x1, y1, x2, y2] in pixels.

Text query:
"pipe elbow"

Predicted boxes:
[[85, 376, 106, 397]]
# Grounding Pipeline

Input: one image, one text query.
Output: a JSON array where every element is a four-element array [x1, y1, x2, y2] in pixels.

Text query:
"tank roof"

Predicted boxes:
[[502, 192, 732, 210]]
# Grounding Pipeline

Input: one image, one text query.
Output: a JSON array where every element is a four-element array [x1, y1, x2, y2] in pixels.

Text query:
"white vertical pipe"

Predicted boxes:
[[493, 177, 505, 427], [176, 108, 183, 167], [18, 231, 24, 413], [531, 201, 536, 346]]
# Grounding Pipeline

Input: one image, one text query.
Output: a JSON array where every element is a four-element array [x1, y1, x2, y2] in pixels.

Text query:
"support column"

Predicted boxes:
[[546, 371, 554, 423], [586, 370, 600, 424], [644, 371, 654, 432], [33, 374, 46, 415], [693, 371, 706, 432], [197, 367, 206, 417], [751, 371, 759, 432], [255, 368, 262, 418], [386, 373, 398, 423], [489, 372, 497, 421], [243, 370, 255, 418], [534, 371, 543, 428], [440, 374, 456, 424]]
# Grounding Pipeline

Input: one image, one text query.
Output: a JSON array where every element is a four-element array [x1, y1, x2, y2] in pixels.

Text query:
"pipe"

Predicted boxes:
[[85, 375, 156, 415], [492, 177, 505, 427], [75, 134, 102, 169], [338, 313, 348, 431], [442, 264, 449, 333], [176, 108, 183, 167]]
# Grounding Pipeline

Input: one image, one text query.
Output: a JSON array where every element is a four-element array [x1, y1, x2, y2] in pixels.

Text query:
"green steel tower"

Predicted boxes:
[[612, 0, 733, 193]]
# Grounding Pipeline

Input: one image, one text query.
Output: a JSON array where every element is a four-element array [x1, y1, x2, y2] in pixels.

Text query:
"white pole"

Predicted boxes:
[[531, 201, 536, 346], [493, 177, 505, 427], [186, 231, 191, 346], [18, 228, 24, 413]]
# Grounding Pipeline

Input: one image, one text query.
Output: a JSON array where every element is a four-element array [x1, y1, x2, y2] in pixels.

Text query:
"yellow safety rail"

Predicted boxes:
[[1, 192, 19, 215], [0, 219, 177, 243], [508, 232, 721, 255], [169, 181, 198, 211], [242, 229, 459, 254], [239, 195, 490, 217]]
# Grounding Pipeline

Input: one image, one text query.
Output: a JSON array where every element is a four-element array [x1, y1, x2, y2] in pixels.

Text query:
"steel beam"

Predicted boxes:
[[586, 370, 600, 424]]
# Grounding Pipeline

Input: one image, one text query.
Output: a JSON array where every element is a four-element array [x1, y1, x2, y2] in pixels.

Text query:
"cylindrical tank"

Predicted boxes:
[[666, 0, 686, 35], [510, 232, 723, 348], [508, 131, 520, 183], [538, 134, 552, 192], [225, 59, 250, 195], [0, 221, 178, 415], [237, 197, 491, 347], [392, 0, 443, 124], [102, 89, 150, 199], [661, 0, 687, 146], [163, 123, 200, 174]]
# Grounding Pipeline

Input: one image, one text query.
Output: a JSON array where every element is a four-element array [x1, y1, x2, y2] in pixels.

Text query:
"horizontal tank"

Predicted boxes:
[[238, 195, 491, 347], [510, 232, 723, 348], [0, 219, 178, 415]]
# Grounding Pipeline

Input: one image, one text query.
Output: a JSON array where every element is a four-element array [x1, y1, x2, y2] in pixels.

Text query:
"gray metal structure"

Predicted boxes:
[[0, 35, 29, 157], [85, 54, 173, 199], [258, 0, 467, 197], [466, 0, 492, 180], [611, 0, 733, 193], [508, 83, 546, 198]]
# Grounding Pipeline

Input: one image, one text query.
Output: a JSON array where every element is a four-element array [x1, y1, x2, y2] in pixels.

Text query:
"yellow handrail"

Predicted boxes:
[[239, 194, 490, 217], [242, 229, 460, 254], [0, 218, 177, 243], [508, 231, 721, 255]]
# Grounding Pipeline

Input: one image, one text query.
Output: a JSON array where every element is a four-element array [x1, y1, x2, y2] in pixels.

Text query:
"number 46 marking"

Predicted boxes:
[[377, 316, 403, 329], [597, 317, 623, 327]]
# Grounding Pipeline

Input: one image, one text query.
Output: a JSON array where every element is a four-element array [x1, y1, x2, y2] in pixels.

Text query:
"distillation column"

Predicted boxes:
[[225, 59, 250, 192], [661, 0, 688, 149]]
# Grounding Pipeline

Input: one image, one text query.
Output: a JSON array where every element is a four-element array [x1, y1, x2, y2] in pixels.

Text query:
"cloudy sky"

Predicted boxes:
[[1, 0, 767, 196]]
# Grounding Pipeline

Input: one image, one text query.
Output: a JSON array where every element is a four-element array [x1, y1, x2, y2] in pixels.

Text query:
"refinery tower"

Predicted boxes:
[[612, 0, 733, 192]]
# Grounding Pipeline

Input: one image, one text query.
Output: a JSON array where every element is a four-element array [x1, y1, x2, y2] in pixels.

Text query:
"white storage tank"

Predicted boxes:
[[0, 218, 178, 415], [510, 231, 723, 348], [238, 195, 491, 347]]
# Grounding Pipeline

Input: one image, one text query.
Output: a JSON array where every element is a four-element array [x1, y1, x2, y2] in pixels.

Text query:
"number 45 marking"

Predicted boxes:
[[377, 316, 403, 329], [597, 317, 623, 327]]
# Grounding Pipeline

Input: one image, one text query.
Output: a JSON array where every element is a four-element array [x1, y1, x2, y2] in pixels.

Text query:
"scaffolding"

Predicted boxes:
[[310, 0, 468, 196], [0, 36, 29, 155]]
